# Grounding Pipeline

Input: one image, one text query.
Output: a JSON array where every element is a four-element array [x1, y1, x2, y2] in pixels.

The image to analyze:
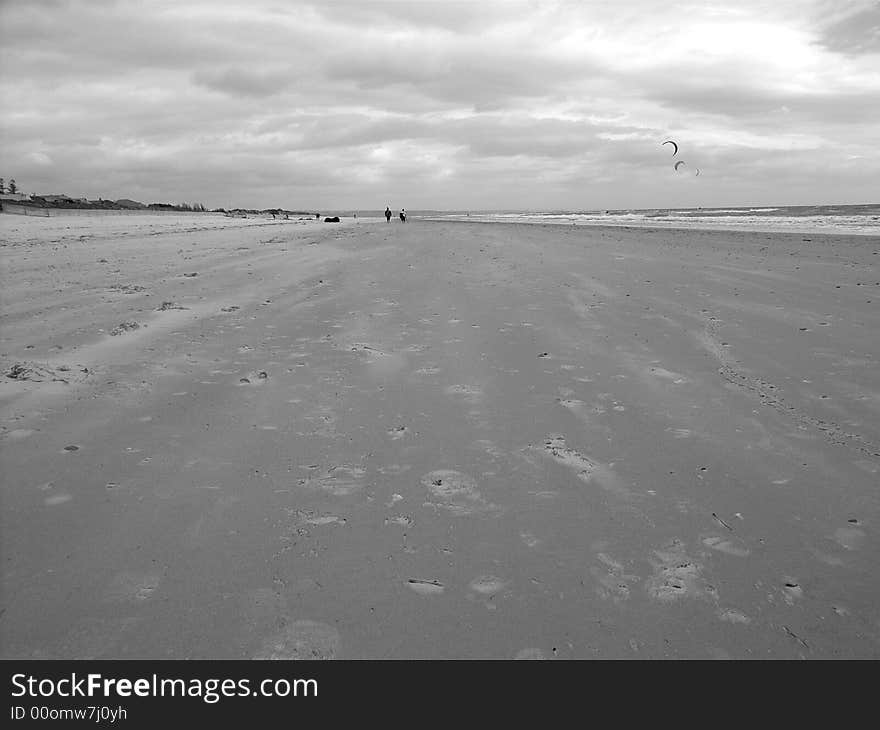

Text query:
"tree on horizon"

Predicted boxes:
[[0, 178, 5, 194], [8, 179, 17, 194]]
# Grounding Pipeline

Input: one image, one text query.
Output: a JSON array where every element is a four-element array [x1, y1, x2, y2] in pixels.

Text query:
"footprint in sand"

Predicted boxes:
[[833, 524, 865, 550], [254, 620, 340, 660], [645, 539, 715, 603], [557, 398, 586, 414], [110, 321, 141, 336], [407, 578, 445, 596], [591, 553, 640, 602], [239, 370, 268, 384], [650, 367, 687, 384], [297, 510, 347, 526], [539, 435, 629, 497], [782, 578, 803, 604], [468, 576, 508, 602], [104, 570, 161, 603], [717, 609, 751, 625], [415, 366, 441, 376], [306, 465, 366, 496], [702, 535, 750, 557], [444, 384, 483, 402], [421, 469, 495, 516], [387, 425, 409, 440], [541, 435, 595, 480], [385, 515, 414, 527]]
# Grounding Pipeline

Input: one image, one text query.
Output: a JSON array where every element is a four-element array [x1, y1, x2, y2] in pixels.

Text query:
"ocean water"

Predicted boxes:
[[430, 203, 880, 236]]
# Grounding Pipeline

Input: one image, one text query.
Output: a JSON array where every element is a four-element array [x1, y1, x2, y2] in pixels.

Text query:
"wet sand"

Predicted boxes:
[[1, 213, 878, 659]]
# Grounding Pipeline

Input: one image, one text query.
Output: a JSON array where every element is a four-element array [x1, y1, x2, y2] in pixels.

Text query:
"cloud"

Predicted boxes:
[[0, 0, 877, 209], [815, 1, 880, 55], [192, 67, 295, 97], [25, 151, 53, 166]]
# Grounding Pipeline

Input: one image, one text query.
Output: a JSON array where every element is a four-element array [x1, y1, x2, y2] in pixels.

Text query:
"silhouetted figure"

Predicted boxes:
[[399, 209, 406, 223], [385, 206, 392, 222]]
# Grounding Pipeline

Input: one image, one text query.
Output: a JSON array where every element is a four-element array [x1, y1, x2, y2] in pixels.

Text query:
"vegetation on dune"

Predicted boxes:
[[0, 176, 313, 216]]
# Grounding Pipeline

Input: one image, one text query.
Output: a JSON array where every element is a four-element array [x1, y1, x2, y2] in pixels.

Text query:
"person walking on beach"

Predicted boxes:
[[385, 206, 392, 222], [399, 209, 406, 223]]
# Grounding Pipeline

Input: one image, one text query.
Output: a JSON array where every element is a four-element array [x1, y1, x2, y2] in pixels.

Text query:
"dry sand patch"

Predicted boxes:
[[1, 216, 878, 658]]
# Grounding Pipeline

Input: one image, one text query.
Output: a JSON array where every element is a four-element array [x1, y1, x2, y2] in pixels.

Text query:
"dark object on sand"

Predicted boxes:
[[110, 321, 141, 336], [324, 216, 340, 223], [240, 370, 269, 384], [399, 209, 406, 222], [5, 361, 89, 383]]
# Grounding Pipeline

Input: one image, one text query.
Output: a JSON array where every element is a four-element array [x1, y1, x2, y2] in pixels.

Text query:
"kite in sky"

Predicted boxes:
[[662, 139, 701, 175]]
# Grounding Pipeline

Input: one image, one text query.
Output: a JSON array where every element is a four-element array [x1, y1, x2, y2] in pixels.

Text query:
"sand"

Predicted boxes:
[[1, 213, 878, 659]]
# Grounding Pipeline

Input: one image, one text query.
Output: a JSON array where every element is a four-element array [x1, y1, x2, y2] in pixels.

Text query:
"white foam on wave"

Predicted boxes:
[[436, 210, 879, 236]]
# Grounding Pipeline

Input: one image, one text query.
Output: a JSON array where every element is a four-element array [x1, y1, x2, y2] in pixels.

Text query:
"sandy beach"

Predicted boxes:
[[1, 213, 878, 659]]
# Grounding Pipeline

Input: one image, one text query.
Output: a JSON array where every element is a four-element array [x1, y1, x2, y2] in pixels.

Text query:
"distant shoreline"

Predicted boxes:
[[0, 205, 318, 219], [0, 204, 223, 218]]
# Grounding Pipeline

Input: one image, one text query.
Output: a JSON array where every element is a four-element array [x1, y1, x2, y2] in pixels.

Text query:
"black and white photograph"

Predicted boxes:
[[1, 0, 878, 678]]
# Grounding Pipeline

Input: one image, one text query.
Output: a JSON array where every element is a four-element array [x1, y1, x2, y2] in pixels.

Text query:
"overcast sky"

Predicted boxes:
[[1, 0, 877, 210]]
